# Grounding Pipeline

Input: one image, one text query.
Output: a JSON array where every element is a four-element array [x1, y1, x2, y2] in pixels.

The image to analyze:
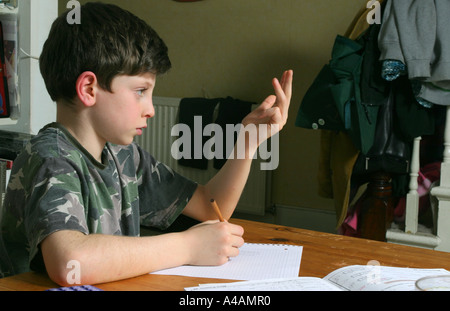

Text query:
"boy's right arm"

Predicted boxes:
[[41, 220, 244, 286]]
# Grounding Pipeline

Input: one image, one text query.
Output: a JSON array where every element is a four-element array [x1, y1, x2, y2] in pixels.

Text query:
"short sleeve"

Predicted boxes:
[[135, 145, 198, 230], [6, 156, 89, 263]]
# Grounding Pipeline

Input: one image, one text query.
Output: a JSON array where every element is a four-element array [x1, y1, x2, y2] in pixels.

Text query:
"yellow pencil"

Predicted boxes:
[[210, 199, 225, 222]]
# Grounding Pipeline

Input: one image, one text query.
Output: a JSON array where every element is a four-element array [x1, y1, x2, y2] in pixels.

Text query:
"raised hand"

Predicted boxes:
[[241, 70, 293, 150]]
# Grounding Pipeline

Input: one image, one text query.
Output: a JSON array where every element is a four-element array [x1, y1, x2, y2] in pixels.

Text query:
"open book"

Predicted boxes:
[[185, 265, 450, 291]]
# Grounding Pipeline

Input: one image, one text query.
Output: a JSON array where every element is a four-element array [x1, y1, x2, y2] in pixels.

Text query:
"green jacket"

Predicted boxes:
[[296, 33, 379, 155]]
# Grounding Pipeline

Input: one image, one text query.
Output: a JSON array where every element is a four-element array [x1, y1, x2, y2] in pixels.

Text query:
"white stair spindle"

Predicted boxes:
[[405, 137, 421, 234]]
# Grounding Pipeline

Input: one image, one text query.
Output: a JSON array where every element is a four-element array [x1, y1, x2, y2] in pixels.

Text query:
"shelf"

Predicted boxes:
[[0, 0, 57, 135], [0, 2, 18, 14], [0, 118, 17, 126]]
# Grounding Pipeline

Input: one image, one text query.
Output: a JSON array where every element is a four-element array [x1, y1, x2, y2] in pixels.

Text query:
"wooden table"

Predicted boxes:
[[1, 218, 450, 291]]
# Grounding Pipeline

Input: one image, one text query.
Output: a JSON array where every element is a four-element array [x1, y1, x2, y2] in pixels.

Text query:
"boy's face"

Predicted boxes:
[[91, 73, 156, 146]]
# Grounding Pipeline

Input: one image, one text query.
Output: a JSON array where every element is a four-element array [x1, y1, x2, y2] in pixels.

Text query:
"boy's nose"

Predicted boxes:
[[143, 98, 155, 118]]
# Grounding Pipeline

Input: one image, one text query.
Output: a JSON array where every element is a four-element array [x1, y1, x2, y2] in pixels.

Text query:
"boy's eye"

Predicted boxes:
[[136, 89, 147, 97]]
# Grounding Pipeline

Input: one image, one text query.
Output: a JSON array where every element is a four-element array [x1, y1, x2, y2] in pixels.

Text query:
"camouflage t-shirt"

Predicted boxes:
[[0, 123, 198, 277]]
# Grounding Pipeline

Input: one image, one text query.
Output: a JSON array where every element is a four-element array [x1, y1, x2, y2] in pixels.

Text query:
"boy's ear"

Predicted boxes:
[[76, 71, 98, 107]]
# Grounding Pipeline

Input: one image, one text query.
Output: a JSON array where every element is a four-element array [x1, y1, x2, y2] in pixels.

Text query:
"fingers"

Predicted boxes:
[[252, 70, 293, 116], [267, 70, 293, 126], [281, 69, 293, 98], [218, 222, 245, 260], [273, 70, 293, 98], [229, 225, 245, 257], [223, 235, 244, 263], [186, 221, 245, 266], [191, 222, 243, 265]]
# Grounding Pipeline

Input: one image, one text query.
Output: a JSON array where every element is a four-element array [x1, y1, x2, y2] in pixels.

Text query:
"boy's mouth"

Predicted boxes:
[[136, 124, 147, 135]]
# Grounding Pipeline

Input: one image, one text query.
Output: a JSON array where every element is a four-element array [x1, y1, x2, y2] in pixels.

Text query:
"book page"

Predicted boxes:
[[185, 277, 343, 291], [324, 265, 450, 291], [152, 243, 303, 281]]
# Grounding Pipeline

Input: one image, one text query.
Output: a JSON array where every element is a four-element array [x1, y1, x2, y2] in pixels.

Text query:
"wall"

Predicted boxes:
[[58, 0, 368, 225]]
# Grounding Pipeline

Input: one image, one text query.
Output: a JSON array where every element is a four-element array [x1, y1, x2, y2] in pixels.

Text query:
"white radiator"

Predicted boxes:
[[134, 97, 270, 215]]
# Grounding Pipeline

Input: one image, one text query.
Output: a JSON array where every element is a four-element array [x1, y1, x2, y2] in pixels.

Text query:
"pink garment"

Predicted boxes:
[[339, 206, 360, 237], [339, 194, 365, 237], [394, 162, 441, 222], [339, 162, 441, 237]]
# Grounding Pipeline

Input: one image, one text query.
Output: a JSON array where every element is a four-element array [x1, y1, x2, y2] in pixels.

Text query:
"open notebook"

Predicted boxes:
[[151, 243, 303, 281], [185, 265, 450, 291]]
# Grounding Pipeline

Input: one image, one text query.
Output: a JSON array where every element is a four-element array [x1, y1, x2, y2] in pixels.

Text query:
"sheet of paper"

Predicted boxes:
[[151, 243, 303, 281], [185, 277, 342, 291]]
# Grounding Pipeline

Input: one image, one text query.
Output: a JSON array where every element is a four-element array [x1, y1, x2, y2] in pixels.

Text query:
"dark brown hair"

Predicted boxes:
[[39, 2, 171, 103]]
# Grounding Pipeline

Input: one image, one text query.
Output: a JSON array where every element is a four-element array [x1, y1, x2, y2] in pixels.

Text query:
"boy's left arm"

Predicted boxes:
[[183, 70, 293, 221]]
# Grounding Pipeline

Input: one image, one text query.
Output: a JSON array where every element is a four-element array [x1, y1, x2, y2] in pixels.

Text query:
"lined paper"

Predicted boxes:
[[151, 243, 303, 281]]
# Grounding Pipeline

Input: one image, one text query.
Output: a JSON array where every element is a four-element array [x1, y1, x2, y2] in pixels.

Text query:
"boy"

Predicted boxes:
[[0, 2, 292, 286]]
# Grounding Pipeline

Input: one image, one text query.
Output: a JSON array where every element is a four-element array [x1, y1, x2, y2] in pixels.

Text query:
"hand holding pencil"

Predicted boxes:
[[181, 198, 244, 266]]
